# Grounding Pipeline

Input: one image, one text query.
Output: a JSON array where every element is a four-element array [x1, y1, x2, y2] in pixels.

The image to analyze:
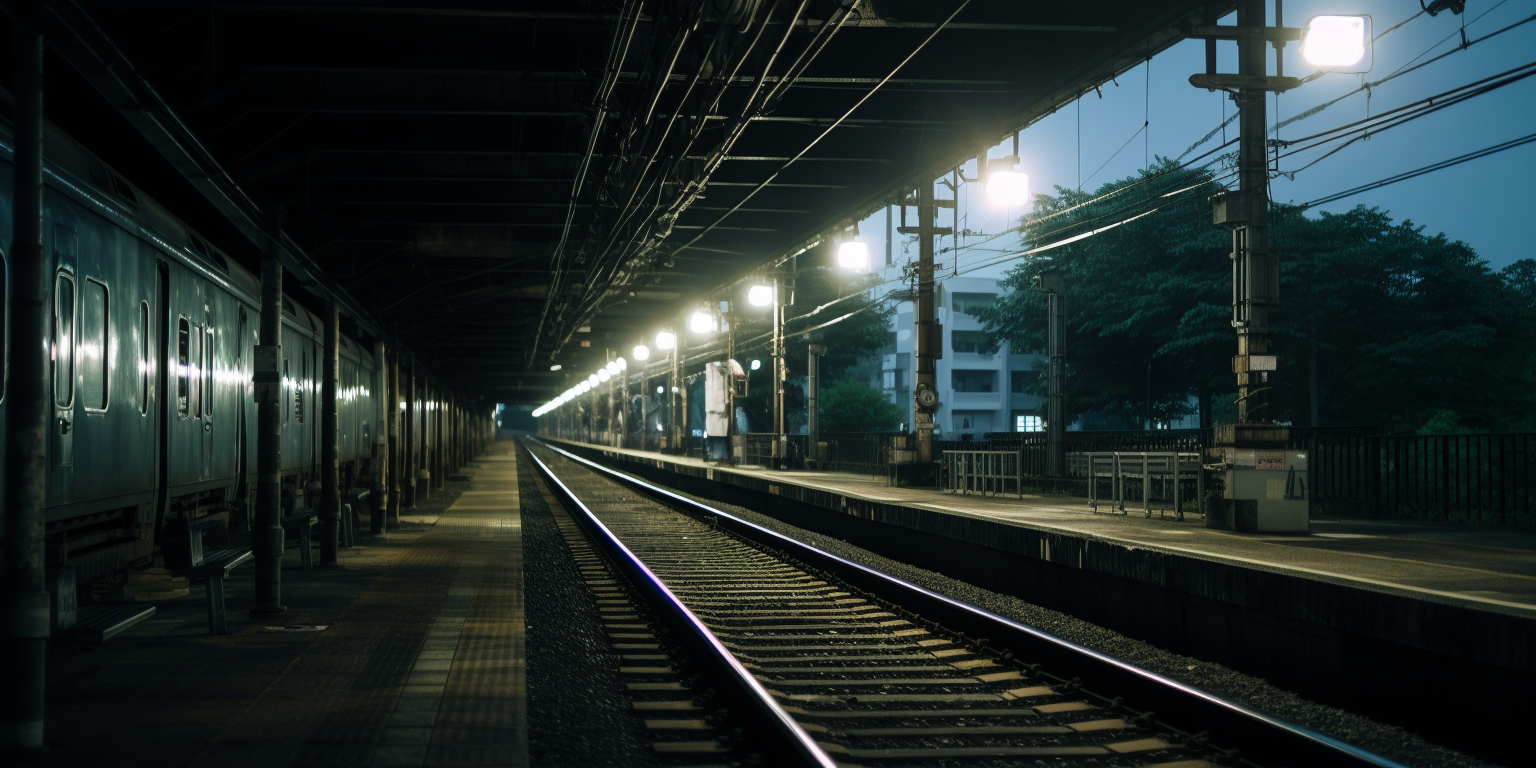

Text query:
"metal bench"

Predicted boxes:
[[1083, 451, 1203, 519], [281, 507, 317, 570], [161, 516, 253, 635], [65, 604, 158, 643]]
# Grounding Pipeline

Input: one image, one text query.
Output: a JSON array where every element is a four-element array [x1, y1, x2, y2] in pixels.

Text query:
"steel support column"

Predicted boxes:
[[319, 301, 340, 566], [1233, 0, 1276, 424], [2, 14, 49, 749], [403, 359, 417, 509], [371, 340, 388, 535]]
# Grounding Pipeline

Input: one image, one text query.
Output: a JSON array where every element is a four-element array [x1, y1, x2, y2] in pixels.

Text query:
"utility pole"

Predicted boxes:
[[251, 214, 286, 615], [913, 182, 939, 463], [669, 326, 683, 453], [1036, 268, 1065, 476], [1188, 0, 1309, 533], [3, 12, 49, 748], [807, 344, 826, 466]]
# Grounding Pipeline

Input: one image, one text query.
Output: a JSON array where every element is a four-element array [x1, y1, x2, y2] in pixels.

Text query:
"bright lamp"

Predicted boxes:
[[747, 284, 774, 307], [688, 311, 714, 334], [837, 240, 870, 270], [616, 357, 627, 370], [587, 374, 599, 387], [633, 345, 650, 361], [605, 361, 619, 374], [986, 170, 1030, 207], [656, 331, 676, 350], [598, 368, 611, 382], [1302, 16, 1368, 68], [750, 359, 762, 371]]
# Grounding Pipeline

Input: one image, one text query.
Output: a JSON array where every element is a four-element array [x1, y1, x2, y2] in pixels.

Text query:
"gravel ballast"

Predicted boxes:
[[586, 459, 1498, 768], [518, 454, 664, 768]]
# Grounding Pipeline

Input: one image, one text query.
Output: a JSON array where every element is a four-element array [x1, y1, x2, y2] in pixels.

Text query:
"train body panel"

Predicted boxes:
[[2, 118, 380, 584]]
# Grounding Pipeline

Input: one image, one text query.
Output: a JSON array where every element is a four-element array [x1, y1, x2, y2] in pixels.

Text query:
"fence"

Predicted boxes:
[[1080, 452, 1203, 518], [941, 451, 1028, 497]]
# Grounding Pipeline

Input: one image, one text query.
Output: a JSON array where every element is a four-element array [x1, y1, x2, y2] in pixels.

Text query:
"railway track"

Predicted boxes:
[[525, 438, 1402, 768]]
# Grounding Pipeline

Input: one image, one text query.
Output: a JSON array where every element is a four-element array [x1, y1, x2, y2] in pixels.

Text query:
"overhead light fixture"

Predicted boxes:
[[747, 284, 774, 307], [656, 331, 676, 350], [616, 357, 627, 370], [633, 344, 650, 361], [750, 359, 762, 371], [598, 368, 611, 382], [605, 361, 619, 375], [986, 169, 1030, 207], [837, 240, 870, 270], [588, 374, 599, 387], [1301, 15, 1371, 69], [549, 364, 562, 371], [688, 311, 714, 334], [656, 385, 665, 394]]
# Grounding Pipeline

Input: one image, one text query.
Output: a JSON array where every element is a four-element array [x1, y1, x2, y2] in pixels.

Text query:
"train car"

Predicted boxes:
[[1, 116, 377, 588]]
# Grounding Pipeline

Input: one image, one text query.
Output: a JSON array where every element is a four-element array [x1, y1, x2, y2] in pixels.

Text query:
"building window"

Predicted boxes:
[[951, 330, 993, 354], [951, 369, 995, 393], [1011, 369, 1042, 394], [951, 292, 996, 317], [1015, 414, 1044, 432], [883, 369, 907, 390]]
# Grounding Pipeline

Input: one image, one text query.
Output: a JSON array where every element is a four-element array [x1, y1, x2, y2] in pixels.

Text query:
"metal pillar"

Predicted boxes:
[[387, 344, 400, 524], [639, 365, 650, 451], [668, 330, 682, 452], [2, 15, 49, 748], [772, 279, 787, 466], [250, 214, 287, 614], [807, 344, 826, 465], [371, 341, 388, 535], [914, 182, 938, 463], [318, 301, 340, 566], [1232, 0, 1277, 424], [403, 360, 417, 509]]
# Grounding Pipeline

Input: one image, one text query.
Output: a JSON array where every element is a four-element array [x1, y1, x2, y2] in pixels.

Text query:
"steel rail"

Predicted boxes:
[[533, 437, 1407, 768], [521, 443, 837, 768]]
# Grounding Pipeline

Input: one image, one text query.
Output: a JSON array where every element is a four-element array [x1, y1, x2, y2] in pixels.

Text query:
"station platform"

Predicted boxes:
[[554, 439, 1536, 615], [29, 444, 527, 768], [547, 437, 1536, 742]]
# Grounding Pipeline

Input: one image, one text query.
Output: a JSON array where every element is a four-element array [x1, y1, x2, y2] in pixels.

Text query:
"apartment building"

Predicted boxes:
[[883, 276, 1045, 437]]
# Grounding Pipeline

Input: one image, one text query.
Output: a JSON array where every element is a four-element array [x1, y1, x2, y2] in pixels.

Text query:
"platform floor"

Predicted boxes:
[[32, 442, 527, 768], [565, 440, 1536, 616]]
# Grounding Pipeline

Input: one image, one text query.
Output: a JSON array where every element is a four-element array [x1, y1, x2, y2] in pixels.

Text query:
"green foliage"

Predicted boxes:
[[1417, 410, 1471, 435], [818, 382, 903, 433], [971, 160, 1536, 433]]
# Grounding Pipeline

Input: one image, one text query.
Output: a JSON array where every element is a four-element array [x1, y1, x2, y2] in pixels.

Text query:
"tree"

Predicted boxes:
[[819, 382, 903, 433], [972, 160, 1536, 432]]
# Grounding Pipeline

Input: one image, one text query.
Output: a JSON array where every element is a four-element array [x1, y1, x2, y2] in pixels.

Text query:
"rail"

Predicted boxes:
[[530, 437, 1403, 768]]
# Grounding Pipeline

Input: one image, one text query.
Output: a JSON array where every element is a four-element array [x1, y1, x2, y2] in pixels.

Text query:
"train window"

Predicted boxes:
[[177, 317, 190, 416], [191, 328, 201, 418], [54, 273, 76, 408], [1, 249, 6, 402], [82, 279, 108, 410], [205, 328, 214, 416], [139, 302, 150, 415], [298, 350, 308, 423]]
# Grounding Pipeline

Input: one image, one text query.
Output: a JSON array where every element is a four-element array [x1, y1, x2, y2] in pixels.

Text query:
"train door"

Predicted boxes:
[[51, 226, 77, 489]]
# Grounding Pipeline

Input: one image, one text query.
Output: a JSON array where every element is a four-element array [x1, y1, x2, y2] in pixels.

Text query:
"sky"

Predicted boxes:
[[854, 0, 1535, 287]]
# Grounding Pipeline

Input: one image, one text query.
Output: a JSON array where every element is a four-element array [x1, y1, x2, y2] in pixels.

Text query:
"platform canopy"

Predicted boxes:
[[42, 0, 1222, 401]]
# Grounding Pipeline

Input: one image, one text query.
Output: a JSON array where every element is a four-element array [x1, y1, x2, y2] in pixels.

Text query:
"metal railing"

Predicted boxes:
[[941, 451, 1028, 498], [1081, 451, 1203, 519]]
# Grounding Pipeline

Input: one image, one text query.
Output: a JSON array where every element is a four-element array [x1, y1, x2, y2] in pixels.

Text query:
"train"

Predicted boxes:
[[0, 114, 407, 589]]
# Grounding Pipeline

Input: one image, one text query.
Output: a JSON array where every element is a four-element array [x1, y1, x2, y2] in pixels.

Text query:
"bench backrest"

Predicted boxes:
[[160, 516, 224, 570]]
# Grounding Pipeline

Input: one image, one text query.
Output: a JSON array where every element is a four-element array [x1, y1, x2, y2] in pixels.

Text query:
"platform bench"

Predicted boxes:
[[162, 516, 253, 635], [64, 604, 158, 643], [281, 508, 317, 570]]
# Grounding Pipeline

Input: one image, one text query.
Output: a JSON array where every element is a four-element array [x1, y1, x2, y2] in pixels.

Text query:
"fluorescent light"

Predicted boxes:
[[616, 357, 627, 370], [656, 385, 664, 394], [588, 374, 599, 387], [1302, 15, 1368, 67], [598, 368, 611, 381], [837, 240, 870, 270], [605, 361, 619, 374], [750, 359, 762, 371], [549, 364, 562, 371], [747, 284, 774, 307], [688, 311, 714, 334], [986, 170, 1030, 207], [633, 345, 650, 361], [655, 331, 676, 350]]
